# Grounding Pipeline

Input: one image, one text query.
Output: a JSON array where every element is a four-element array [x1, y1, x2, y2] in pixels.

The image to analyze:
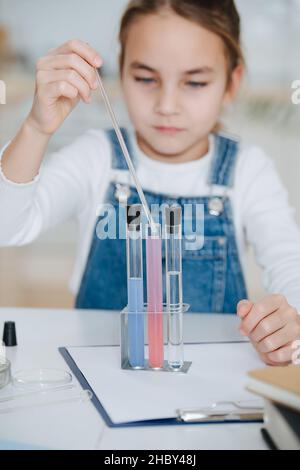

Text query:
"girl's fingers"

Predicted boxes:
[[37, 70, 91, 103], [249, 339, 278, 365], [249, 306, 292, 343], [258, 351, 280, 366], [239, 294, 286, 336], [37, 54, 98, 90], [48, 39, 102, 68], [256, 321, 296, 354], [42, 81, 79, 101], [266, 342, 293, 365], [237, 299, 253, 319]]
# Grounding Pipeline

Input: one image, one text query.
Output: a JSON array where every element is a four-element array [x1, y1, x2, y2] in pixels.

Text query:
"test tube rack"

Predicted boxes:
[[120, 304, 192, 373]]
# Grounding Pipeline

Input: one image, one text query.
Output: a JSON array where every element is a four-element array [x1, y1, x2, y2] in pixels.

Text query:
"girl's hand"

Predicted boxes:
[[26, 39, 103, 136], [237, 295, 300, 365]]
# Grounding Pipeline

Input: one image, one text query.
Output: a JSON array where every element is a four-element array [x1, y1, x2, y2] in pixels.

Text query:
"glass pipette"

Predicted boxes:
[[95, 68, 155, 231], [0, 390, 92, 415], [0, 383, 75, 403]]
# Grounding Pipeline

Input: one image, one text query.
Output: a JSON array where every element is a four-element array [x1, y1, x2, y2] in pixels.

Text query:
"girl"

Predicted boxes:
[[0, 0, 300, 366]]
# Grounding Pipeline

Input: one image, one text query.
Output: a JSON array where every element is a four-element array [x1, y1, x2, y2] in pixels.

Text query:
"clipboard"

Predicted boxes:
[[59, 343, 264, 428]]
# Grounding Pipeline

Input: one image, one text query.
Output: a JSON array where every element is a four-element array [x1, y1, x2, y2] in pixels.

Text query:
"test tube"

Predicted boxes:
[[165, 206, 184, 371], [146, 223, 164, 369], [126, 205, 145, 369]]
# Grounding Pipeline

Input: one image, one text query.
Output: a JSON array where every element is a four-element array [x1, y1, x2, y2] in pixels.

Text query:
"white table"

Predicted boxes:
[[0, 307, 268, 450]]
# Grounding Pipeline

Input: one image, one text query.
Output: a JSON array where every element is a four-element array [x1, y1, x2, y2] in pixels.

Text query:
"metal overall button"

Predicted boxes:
[[114, 183, 131, 204], [218, 237, 226, 246], [208, 197, 224, 217]]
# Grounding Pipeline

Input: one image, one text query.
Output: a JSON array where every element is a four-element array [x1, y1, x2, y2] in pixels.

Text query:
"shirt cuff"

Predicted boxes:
[[0, 141, 41, 187]]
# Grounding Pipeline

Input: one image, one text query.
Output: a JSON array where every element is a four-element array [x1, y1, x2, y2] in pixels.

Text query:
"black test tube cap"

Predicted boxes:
[[165, 206, 182, 234], [2, 321, 17, 347], [127, 204, 142, 231]]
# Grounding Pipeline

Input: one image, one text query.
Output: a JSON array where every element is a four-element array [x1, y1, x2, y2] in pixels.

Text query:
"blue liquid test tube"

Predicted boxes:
[[126, 204, 145, 369], [165, 206, 184, 371]]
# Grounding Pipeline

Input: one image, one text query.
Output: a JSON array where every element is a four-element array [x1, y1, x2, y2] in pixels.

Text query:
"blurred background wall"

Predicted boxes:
[[0, 0, 299, 308]]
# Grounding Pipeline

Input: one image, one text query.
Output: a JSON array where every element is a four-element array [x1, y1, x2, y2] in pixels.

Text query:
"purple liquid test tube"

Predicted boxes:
[[146, 224, 164, 369], [126, 205, 145, 369]]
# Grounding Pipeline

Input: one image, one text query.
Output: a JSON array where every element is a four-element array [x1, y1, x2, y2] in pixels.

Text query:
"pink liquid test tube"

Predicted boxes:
[[146, 224, 164, 369]]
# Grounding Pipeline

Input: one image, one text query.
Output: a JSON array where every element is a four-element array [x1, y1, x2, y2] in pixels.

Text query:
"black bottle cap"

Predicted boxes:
[[127, 204, 142, 231], [2, 321, 17, 347]]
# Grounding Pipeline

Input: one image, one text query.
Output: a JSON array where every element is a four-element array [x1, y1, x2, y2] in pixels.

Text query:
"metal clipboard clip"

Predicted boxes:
[[176, 400, 264, 423]]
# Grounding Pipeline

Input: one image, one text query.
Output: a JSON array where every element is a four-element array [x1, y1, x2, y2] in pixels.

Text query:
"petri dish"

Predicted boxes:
[[0, 358, 11, 389], [12, 368, 72, 391]]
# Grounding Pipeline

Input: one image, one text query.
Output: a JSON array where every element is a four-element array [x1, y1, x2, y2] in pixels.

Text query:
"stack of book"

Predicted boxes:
[[247, 364, 300, 450]]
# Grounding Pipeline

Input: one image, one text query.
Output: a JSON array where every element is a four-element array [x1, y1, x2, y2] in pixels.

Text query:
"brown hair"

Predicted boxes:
[[118, 0, 244, 85]]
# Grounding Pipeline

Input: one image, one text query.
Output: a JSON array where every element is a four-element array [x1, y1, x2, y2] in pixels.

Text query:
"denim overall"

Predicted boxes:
[[75, 128, 248, 313]]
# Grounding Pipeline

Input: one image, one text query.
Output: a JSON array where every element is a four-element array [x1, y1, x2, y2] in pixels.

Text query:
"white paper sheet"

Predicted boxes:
[[66, 343, 263, 424]]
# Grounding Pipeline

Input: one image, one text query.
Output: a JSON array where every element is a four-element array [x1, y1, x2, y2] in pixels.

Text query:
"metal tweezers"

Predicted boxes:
[[176, 400, 264, 422]]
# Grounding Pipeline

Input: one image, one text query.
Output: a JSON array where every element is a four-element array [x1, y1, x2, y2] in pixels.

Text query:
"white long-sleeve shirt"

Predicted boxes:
[[1, 128, 300, 311]]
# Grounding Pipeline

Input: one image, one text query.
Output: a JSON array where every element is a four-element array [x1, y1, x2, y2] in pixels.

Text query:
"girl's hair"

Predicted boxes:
[[118, 0, 244, 85]]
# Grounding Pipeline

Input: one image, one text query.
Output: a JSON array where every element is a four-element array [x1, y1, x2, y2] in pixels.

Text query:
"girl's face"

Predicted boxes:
[[121, 10, 242, 163]]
